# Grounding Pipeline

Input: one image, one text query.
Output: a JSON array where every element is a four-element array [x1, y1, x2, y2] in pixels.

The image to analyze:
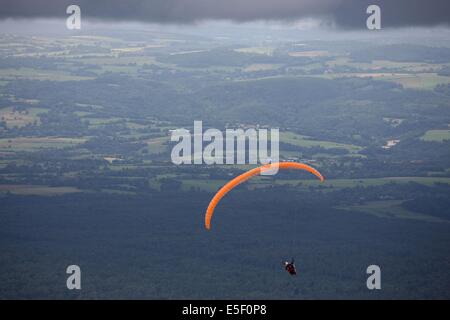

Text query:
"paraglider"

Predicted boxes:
[[204, 161, 324, 230]]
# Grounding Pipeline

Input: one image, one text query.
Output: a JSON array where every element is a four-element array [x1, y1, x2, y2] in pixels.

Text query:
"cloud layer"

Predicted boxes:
[[1, 0, 449, 28]]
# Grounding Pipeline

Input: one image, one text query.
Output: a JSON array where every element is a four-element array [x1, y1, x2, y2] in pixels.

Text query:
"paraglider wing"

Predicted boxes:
[[204, 162, 324, 230]]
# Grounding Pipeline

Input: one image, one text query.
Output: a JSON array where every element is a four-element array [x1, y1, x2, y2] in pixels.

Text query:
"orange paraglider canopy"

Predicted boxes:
[[205, 162, 324, 230]]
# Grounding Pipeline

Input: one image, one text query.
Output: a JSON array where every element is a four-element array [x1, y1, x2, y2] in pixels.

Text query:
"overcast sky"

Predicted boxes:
[[0, 0, 449, 29]]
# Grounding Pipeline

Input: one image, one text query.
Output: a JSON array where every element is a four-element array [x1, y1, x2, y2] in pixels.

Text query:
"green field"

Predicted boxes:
[[234, 47, 275, 56], [84, 117, 123, 127], [142, 136, 169, 154], [337, 200, 448, 223], [420, 129, 450, 142], [380, 73, 450, 90], [0, 67, 94, 81], [0, 184, 81, 196], [0, 137, 87, 151], [279, 131, 363, 153], [180, 179, 229, 192], [243, 64, 281, 72]]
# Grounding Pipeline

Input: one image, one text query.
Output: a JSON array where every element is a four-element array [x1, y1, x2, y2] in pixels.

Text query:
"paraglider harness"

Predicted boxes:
[[284, 259, 297, 276]]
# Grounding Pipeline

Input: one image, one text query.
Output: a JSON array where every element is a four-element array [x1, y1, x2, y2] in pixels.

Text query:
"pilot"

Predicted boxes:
[[284, 258, 297, 276]]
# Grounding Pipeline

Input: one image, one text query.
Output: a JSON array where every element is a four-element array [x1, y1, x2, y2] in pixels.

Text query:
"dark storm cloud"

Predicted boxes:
[[0, 0, 449, 28]]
